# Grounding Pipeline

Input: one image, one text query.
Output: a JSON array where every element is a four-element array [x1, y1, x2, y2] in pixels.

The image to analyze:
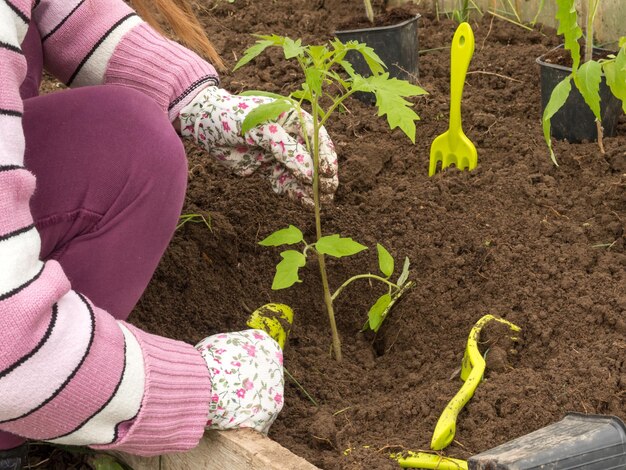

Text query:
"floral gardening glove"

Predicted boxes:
[[195, 329, 284, 434], [179, 87, 338, 206]]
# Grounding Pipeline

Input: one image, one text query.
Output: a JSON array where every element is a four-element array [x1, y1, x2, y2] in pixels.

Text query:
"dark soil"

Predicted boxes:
[[39, 1, 626, 469]]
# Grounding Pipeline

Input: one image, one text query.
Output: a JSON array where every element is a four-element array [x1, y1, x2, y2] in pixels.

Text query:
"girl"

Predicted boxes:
[[0, 0, 338, 466]]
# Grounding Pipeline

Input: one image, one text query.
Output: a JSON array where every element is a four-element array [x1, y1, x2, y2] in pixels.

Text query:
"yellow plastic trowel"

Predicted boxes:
[[397, 315, 521, 469], [429, 22, 477, 176]]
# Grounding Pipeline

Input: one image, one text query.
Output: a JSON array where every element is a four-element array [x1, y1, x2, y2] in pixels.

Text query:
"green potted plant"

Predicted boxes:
[[334, 0, 421, 103], [537, 0, 626, 164]]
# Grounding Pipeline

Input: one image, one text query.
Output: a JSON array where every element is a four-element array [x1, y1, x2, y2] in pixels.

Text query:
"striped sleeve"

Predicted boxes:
[[34, 0, 219, 120], [1, 0, 212, 456]]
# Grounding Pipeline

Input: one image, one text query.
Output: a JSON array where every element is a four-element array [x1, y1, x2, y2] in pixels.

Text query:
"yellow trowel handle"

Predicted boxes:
[[449, 22, 475, 136]]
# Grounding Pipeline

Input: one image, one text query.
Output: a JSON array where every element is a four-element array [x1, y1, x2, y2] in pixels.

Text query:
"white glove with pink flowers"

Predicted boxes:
[[195, 329, 284, 434], [179, 86, 338, 206]]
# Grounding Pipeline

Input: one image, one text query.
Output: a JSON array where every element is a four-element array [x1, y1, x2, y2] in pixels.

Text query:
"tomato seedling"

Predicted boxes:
[[234, 35, 426, 361]]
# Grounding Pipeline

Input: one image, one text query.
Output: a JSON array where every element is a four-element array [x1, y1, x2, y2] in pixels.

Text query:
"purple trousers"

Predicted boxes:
[[1, 25, 188, 450]]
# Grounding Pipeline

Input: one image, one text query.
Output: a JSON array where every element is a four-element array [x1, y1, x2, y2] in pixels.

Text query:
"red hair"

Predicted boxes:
[[131, 0, 225, 70]]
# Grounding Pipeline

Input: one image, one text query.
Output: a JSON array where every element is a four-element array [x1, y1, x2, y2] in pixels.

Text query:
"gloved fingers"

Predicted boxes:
[[267, 165, 335, 208], [245, 123, 315, 186], [278, 110, 339, 180], [210, 145, 271, 177]]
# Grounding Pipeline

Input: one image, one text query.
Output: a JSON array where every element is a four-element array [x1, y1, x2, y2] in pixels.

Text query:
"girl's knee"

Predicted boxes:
[[89, 86, 188, 192]]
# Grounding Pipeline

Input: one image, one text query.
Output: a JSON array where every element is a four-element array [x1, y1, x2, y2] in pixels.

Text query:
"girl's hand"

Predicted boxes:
[[195, 329, 284, 433], [179, 87, 338, 207]]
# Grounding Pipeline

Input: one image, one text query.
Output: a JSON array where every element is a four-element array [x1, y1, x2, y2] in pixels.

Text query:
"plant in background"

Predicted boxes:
[[452, 0, 471, 23], [234, 35, 426, 361], [364, 0, 374, 23], [435, 0, 482, 24], [543, 0, 626, 164]]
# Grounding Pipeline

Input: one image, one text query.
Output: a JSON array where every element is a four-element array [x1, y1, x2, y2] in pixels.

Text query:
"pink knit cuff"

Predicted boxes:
[[104, 23, 219, 121], [92, 323, 211, 456]]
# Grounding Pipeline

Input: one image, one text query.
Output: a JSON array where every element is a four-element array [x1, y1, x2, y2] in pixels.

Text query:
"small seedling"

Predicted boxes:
[[234, 35, 425, 361], [543, 0, 626, 164], [176, 213, 211, 231]]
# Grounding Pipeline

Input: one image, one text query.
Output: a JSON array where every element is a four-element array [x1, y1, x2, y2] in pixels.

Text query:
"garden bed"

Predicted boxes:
[[126, 1, 626, 469]]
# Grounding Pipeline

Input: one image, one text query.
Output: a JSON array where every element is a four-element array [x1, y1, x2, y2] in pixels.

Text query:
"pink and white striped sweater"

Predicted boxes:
[[1, 0, 220, 456]]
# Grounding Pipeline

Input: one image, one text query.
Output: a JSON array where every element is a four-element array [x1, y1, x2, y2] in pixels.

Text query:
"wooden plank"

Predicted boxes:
[[112, 429, 320, 470]]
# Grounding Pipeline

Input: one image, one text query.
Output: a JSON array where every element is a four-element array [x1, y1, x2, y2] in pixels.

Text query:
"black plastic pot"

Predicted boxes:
[[468, 412, 626, 469], [335, 14, 420, 104], [537, 45, 622, 143]]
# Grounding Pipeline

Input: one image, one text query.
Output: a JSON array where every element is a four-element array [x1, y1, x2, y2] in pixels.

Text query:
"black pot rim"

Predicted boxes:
[[334, 13, 421, 36], [536, 44, 617, 73]]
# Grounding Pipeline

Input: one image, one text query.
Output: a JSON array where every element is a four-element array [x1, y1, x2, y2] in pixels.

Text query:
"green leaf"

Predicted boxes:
[[543, 76, 572, 165], [397, 257, 410, 287], [307, 44, 332, 68], [259, 225, 304, 246], [555, 0, 582, 70], [283, 37, 304, 59], [305, 67, 323, 96], [351, 74, 427, 144], [291, 87, 312, 103], [315, 234, 367, 258], [338, 59, 357, 79], [234, 39, 275, 71], [376, 244, 394, 278], [241, 100, 293, 135], [574, 60, 602, 120], [335, 40, 387, 76], [272, 250, 306, 290], [603, 47, 626, 113], [368, 293, 392, 332]]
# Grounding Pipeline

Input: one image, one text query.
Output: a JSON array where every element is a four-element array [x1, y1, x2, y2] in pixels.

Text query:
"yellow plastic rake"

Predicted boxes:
[[429, 22, 478, 176]]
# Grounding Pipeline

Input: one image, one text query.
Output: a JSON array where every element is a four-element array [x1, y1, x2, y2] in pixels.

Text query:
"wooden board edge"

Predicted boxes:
[[111, 429, 320, 470]]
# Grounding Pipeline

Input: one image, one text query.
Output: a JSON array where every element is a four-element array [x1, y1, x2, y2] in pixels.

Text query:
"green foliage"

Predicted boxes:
[[368, 293, 392, 332], [542, 77, 572, 165], [543, 0, 626, 163], [234, 35, 426, 143], [259, 227, 413, 333], [377, 243, 394, 278], [316, 235, 367, 257], [272, 250, 306, 290], [453, 0, 471, 23], [241, 99, 292, 134], [555, 0, 582, 70], [604, 45, 626, 113], [259, 225, 304, 246], [237, 34, 421, 359], [177, 213, 211, 231]]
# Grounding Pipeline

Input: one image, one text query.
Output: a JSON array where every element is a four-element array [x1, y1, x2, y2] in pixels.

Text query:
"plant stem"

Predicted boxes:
[[363, 0, 374, 23], [331, 274, 400, 302], [596, 120, 605, 154], [284, 368, 318, 406], [585, 0, 595, 64], [311, 98, 342, 362]]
